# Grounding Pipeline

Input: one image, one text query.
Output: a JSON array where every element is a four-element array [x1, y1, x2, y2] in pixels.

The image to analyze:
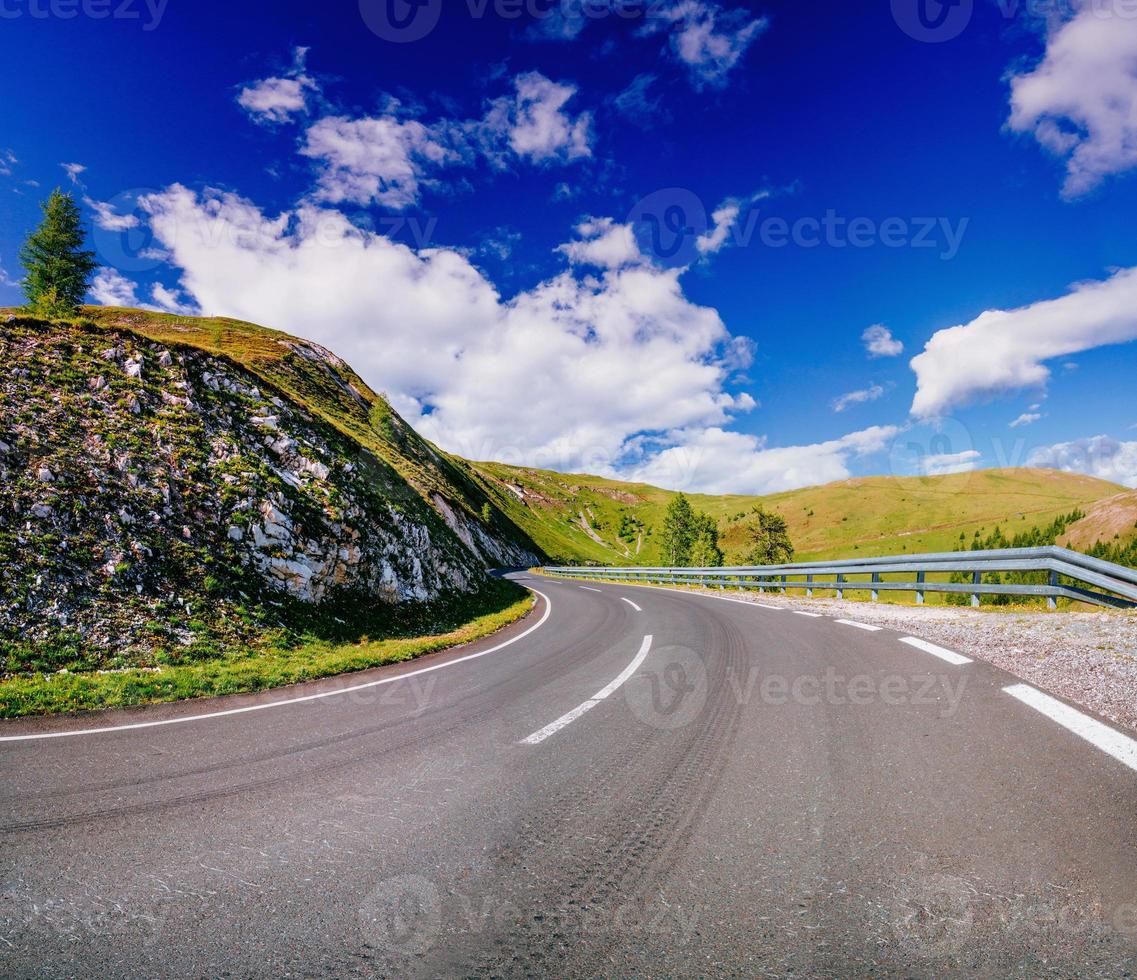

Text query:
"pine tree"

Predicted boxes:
[[19, 189, 97, 318], [743, 508, 794, 565], [659, 493, 696, 566], [689, 513, 724, 567]]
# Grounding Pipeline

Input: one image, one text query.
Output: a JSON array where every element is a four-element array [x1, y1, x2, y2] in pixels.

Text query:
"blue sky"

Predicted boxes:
[[2, 0, 1136, 493]]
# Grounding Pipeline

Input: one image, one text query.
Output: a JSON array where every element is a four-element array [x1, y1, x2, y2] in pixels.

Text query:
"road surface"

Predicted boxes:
[[2, 572, 1135, 977]]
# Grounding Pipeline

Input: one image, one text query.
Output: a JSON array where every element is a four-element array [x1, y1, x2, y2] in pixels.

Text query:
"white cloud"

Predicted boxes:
[[921, 449, 982, 476], [302, 114, 461, 210], [61, 162, 86, 184], [910, 265, 1137, 418], [1009, 412, 1042, 428], [237, 47, 318, 125], [149, 282, 199, 315], [862, 323, 903, 358], [1008, 3, 1137, 198], [90, 268, 141, 307], [489, 72, 592, 164], [1028, 435, 1137, 487], [300, 71, 591, 210], [89, 268, 199, 315], [557, 218, 643, 269], [629, 424, 900, 494], [832, 383, 885, 413], [84, 196, 140, 231], [0, 150, 16, 177], [139, 185, 755, 478]]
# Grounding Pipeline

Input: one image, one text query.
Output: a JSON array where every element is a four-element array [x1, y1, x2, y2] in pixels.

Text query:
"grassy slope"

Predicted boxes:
[[472, 462, 1124, 564], [1, 579, 531, 718]]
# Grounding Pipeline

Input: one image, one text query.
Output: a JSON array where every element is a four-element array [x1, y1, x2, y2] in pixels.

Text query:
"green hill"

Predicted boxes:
[[470, 462, 1124, 564]]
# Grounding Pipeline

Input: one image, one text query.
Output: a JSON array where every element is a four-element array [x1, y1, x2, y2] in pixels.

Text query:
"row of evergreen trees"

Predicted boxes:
[[657, 494, 795, 568]]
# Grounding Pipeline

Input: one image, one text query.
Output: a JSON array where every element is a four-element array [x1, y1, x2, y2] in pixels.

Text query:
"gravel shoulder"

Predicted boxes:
[[679, 585, 1137, 735]]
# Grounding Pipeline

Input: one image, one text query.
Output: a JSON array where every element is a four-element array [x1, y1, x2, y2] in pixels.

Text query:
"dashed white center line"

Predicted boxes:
[[1004, 684, 1137, 773], [580, 586, 601, 592], [793, 610, 823, 618], [899, 636, 972, 666], [835, 619, 883, 632], [621, 597, 643, 612], [521, 635, 653, 746]]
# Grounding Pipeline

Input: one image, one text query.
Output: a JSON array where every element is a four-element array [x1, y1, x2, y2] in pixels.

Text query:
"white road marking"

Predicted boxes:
[[0, 589, 556, 743], [580, 586, 602, 592], [793, 611, 823, 618], [899, 636, 972, 666], [521, 634, 653, 746], [836, 619, 883, 632], [621, 597, 643, 612], [1004, 684, 1137, 773]]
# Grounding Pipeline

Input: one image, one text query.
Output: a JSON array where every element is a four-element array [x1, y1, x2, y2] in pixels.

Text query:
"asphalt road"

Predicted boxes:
[[2, 572, 1136, 977]]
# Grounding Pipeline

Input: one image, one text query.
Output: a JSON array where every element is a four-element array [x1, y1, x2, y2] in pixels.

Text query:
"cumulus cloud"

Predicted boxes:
[[862, 323, 903, 358], [490, 72, 592, 163], [1009, 412, 1042, 428], [237, 47, 319, 125], [921, 449, 982, 476], [89, 268, 199, 315], [90, 268, 140, 307], [138, 184, 756, 477], [910, 266, 1137, 418], [1028, 435, 1137, 487], [629, 424, 899, 494], [643, 0, 769, 90], [85, 196, 141, 231], [1008, 3, 1137, 198], [300, 71, 591, 210], [832, 383, 885, 413], [557, 217, 644, 269]]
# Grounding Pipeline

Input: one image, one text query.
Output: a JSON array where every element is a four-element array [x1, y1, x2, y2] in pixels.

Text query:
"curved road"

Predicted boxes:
[[1, 573, 1135, 976]]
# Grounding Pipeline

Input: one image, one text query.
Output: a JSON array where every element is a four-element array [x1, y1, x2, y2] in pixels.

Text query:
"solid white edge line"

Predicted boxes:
[[1003, 683, 1137, 773], [521, 634, 653, 745], [580, 586, 601, 593], [899, 636, 972, 666], [835, 619, 883, 632], [793, 610, 823, 618], [621, 597, 643, 612], [0, 588, 555, 743]]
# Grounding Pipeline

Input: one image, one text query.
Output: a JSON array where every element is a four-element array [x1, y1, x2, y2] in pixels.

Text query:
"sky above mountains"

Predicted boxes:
[[1, 0, 1136, 492]]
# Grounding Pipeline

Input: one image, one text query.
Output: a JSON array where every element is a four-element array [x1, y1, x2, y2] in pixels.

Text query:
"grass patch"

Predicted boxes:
[[0, 579, 532, 719]]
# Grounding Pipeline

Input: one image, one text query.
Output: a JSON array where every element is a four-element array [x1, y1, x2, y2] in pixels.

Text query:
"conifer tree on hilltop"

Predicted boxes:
[[19, 189, 97, 318]]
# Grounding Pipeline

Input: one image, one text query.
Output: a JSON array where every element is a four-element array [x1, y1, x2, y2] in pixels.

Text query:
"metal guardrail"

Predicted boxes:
[[544, 546, 1137, 610]]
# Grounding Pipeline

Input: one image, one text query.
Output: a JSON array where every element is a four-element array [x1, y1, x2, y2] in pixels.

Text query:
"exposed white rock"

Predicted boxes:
[[36, 466, 54, 483], [158, 350, 173, 368], [227, 526, 244, 542]]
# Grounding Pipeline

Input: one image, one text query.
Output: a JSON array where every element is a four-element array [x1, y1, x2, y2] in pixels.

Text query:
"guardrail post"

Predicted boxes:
[[836, 573, 845, 600], [780, 575, 787, 594], [806, 574, 813, 598], [871, 572, 880, 602], [971, 570, 981, 608], [1048, 569, 1058, 610], [916, 571, 925, 605]]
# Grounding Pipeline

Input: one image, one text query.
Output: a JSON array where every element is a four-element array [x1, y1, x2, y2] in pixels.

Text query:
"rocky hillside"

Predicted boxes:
[[0, 312, 537, 670]]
